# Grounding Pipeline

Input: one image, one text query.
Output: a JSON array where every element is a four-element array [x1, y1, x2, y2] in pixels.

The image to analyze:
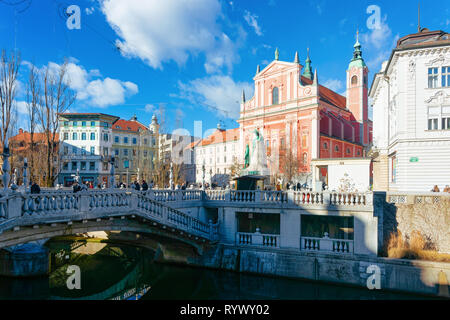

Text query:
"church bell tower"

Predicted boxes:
[[346, 31, 369, 146]]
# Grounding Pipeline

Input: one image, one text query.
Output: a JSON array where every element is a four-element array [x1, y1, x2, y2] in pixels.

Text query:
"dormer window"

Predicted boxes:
[[272, 87, 279, 105]]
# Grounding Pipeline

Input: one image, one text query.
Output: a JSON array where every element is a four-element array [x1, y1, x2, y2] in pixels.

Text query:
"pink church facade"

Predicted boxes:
[[237, 41, 372, 180]]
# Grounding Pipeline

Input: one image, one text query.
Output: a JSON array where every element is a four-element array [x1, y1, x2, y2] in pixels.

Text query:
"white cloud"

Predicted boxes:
[[100, 0, 239, 73], [178, 75, 253, 119], [360, 15, 399, 72], [244, 10, 263, 36], [15, 100, 28, 114], [323, 79, 343, 93], [25, 60, 139, 108], [144, 104, 156, 113]]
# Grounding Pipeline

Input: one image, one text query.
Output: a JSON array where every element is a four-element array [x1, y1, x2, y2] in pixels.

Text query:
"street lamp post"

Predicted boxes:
[[169, 161, 174, 189], [110, 156, 115, 188], [202, 162, 205, 190], [23, 157, 28, 193], [2, 136, 10, 191]]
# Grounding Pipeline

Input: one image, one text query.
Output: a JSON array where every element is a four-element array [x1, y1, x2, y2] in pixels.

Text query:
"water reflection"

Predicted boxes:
[[0, 241, 437, 300]]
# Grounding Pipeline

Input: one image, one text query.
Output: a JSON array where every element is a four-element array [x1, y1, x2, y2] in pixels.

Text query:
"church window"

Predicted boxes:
[[323, 142, 328, 149], [301, 134, 308, 148], [351, 75, 358, 85], [272, 87, 279, 105], [335, 145, 339, 152], [302, 153, 308, 165], [346, 148, 351, 154], [428, 68, 438, 88]]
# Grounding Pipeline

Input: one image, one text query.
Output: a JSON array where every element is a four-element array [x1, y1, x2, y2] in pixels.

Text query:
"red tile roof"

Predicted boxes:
[[9, 130, 59, 152], [112, 119, 148, 133], [186, 128, 239, 149], [301, 76, 347, 110]]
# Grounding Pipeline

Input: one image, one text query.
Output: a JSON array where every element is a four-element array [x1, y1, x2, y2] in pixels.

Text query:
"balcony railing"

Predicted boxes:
[[301, 236, 354, 254], [236, 232, 280, 248]]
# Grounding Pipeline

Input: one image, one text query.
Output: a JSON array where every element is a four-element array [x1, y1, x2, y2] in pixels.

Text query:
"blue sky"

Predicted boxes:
[[1, 0, 449, 137]]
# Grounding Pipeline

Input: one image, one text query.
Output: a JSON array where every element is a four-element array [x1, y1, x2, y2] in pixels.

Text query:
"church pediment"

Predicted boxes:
[[255, 61, 299, 79]]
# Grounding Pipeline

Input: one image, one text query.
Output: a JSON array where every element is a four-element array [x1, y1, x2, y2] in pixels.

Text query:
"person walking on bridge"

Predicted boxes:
[[141, 180, 148, 191], [30, 181, 40, 194]]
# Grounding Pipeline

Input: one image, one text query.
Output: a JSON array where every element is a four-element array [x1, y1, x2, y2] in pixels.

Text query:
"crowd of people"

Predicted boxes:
[[22, 180, 450, 194]]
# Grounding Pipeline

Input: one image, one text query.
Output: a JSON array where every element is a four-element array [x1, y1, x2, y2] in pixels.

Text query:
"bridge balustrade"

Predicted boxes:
[[0, 190, 218, 244]]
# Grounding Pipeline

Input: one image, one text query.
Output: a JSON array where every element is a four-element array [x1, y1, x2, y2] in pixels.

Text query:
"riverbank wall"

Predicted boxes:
[[183, 244, 450, 298]]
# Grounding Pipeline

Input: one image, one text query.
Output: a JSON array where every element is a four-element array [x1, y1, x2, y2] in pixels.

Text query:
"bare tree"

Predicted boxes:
[[229, 156, 243, 178], [279, 146, 300, 183], [36, 60, 76, 187], [0, 49, 21, 145], [172, 161, 184, 186], [25, 64, 40, 180]]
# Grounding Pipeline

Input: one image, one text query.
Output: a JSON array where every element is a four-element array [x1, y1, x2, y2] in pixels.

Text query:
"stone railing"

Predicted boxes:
[[135, 193, 213, 239], [300, 236, 354, 254], [236, 232, 280, 248], [0, 189, 218, 242], [387, 191, 450, 205], [181, 189, 372, 208]]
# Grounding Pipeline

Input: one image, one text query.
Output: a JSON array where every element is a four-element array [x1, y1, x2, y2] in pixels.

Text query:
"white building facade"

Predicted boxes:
[[370, 28, 450, 192], [58, 113, 119, 187], [191, 127, 240, 187]]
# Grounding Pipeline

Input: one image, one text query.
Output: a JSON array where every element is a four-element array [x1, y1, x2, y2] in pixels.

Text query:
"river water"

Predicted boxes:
[[0, 241, 437, 300]]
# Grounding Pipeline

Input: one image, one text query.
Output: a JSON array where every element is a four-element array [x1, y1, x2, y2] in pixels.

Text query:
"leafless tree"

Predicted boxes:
[[36, 60, 76, 187], [229, 156, 243, 178], [279, 146, 299, 183], [25, 64, 40, 179], [0, 49, 21, 145]]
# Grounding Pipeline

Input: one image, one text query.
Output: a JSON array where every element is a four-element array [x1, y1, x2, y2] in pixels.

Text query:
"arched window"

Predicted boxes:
[[351, 75, 358, 85], [303, 152, 308, 165], [272, 87, 279, 105]]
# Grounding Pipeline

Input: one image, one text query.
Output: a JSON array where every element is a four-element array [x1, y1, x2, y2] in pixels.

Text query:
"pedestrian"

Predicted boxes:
[[30, 181, 41, 194], [431, 185, 440, 192], [135, 181, 141, 191], [444, 185, 450, 193], [73, 182, 82, 193], [141, 180, 148, 191], [276, 182, 281, 191]]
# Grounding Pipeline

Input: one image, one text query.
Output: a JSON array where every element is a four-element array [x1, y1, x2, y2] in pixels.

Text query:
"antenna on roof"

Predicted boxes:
[[418, 1, 421, 33]]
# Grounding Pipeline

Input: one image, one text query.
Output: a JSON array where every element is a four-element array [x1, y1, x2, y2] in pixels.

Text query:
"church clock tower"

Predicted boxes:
[[346, 31, 369, 146]]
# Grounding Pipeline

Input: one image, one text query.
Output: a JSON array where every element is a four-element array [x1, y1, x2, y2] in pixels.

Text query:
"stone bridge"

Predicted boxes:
[[0, 189, 219, 251]]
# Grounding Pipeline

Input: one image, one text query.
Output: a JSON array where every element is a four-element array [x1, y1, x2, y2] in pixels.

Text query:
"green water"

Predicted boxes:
[[0, 241, 439, 300]]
